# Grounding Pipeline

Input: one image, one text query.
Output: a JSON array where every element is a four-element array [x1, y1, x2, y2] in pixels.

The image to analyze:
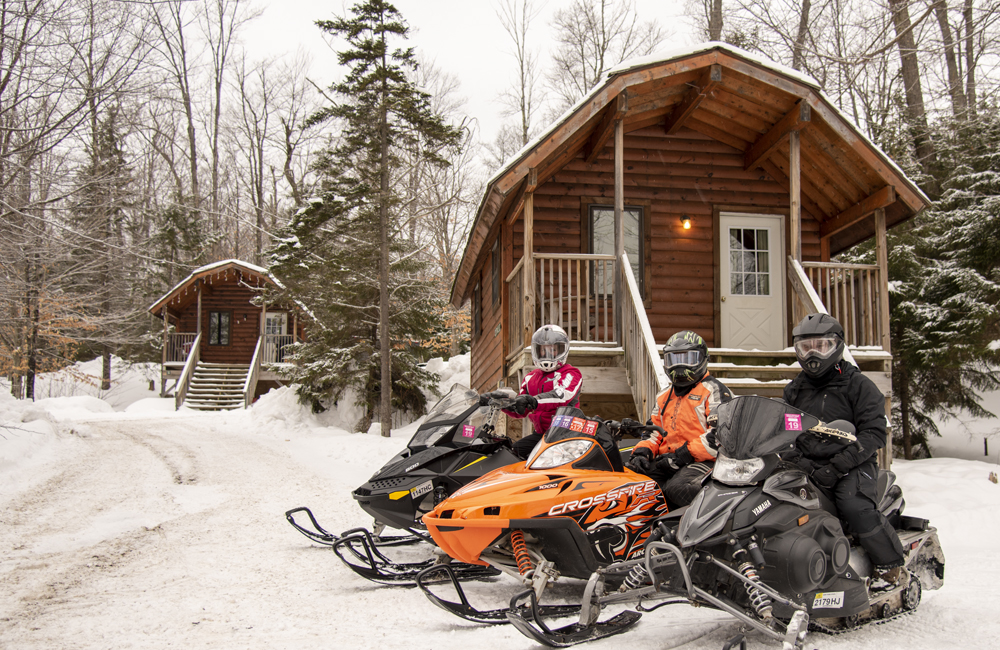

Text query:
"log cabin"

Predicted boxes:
[[149, 259, 306, 410], [453, 43, 930, 464]]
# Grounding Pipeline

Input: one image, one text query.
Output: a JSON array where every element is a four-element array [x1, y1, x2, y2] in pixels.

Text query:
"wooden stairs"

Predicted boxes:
[[184, 362, 250, 411]]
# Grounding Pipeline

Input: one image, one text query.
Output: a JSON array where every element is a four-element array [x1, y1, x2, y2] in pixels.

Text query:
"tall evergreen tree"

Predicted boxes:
[[269, 0, 462, 433]]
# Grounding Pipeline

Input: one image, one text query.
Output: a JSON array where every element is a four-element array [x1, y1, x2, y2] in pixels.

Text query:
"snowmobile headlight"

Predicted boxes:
[[712, 453, 765, 486], [529, 440, 594, 470]]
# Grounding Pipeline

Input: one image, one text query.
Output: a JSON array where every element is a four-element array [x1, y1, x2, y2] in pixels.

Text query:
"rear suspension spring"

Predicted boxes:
[[510, 530, 533, 576], [738, 561, 773, 619]]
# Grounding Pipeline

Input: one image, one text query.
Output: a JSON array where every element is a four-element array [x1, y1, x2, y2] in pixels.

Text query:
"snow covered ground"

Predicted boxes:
[[1, 356, 999, 649]]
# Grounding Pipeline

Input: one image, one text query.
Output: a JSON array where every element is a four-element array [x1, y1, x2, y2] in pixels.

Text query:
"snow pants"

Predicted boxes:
[[834, 459, 906, 568], [646, 461, 713, 510]]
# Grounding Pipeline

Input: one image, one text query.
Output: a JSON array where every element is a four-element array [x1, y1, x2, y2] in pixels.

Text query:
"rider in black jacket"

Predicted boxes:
[[784, 313, 906, 581]]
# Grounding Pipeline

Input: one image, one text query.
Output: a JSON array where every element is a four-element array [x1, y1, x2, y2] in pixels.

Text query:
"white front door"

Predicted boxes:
[[265, 313, 287, 336], [720, 213, 786, 350]]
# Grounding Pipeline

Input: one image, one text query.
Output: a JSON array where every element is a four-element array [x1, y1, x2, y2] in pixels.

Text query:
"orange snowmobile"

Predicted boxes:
[[416, 406, 668, 641]]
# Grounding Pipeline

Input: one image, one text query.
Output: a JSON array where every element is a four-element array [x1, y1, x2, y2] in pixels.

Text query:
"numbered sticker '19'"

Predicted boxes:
[[462, 425, 476, 438], [784, 414, 802, 431]]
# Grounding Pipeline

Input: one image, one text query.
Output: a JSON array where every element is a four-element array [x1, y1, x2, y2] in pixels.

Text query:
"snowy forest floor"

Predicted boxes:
[[1, 358, 999, 649]]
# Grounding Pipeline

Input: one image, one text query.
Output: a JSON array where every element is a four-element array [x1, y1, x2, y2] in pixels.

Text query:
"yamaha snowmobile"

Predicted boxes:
[[285, 384, 523, 584], [503, 395, 945, 648], [416, 407, 667, 627]]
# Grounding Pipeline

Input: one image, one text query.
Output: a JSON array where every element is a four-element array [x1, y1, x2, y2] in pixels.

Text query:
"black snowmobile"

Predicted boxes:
[[286, 384, 523, 584], [505, 395, 945, 648]]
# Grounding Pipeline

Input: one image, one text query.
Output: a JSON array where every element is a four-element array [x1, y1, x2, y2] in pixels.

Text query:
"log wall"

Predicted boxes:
[[506, 126, 823, 347], [470, 219, 505, 392]]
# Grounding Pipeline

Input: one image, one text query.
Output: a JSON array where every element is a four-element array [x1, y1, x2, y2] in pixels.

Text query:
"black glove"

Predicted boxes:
[[512, 394, 538, 415], [479, 392, 503, 406], [705, 428, 719, 450], [626, 448, 653, 474], [811, 463, 842, 490], [656, 443, 694, 472], [796, 456, 819, 473]]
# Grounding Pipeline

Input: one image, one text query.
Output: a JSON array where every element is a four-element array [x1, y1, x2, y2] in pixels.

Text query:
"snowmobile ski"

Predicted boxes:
[[285, 508, 422, 547], [505, 588, 641, 647], [416, 564, 582, 624], [334, 529, 498, 585]]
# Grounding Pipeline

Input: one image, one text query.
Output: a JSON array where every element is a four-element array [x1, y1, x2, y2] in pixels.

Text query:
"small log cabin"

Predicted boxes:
[[149, 259, 306, 410], [453, 44, 930, 463]]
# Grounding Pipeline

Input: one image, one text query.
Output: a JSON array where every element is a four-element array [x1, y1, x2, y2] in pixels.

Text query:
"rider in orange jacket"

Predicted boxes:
[[626, 331, 733, 508]]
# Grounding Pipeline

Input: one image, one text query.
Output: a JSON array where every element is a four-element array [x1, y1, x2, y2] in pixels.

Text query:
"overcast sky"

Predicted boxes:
[[243, 0, 695, 144]]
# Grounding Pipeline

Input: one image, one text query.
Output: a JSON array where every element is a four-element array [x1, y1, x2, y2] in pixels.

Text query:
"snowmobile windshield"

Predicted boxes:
[[422, 384, 480, 426], [539, 406, 624, 472], [713, 395, 821, 460]]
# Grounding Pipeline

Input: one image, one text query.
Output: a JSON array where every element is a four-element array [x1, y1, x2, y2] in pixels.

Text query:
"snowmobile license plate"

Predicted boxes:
[[812, 591, 844, 609]]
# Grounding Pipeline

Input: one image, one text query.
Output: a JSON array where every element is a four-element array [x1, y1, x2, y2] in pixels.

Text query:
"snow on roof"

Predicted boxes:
[[148, 259, 280, 313]]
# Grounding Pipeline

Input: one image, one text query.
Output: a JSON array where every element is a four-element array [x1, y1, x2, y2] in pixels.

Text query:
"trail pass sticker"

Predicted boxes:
[[784, 414, 803, 431], [462, 425, 476, 438]]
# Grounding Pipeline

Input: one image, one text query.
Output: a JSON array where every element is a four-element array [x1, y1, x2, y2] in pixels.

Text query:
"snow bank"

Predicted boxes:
[[0, 356, 160, 411]]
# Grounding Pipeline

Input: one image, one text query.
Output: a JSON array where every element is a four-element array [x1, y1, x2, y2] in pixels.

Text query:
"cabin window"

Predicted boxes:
[[472, 280, 482, 340], [588, 205, 644, 295], [208, 311, 231, 346], [491, 239, 501, 308]]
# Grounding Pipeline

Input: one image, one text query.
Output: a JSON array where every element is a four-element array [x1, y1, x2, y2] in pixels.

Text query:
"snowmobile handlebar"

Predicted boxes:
[[606, 418, 665, 441]]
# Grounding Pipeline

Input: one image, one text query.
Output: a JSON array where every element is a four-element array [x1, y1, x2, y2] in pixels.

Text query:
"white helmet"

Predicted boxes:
[[531, 325, 570, 372]]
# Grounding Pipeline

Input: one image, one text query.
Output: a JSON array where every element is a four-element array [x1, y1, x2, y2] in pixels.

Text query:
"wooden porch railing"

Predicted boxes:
[[244, 336, 263, 408], [165, 332, 197, 363], [619, 252, 668, 421], [175, 331, 202, 410], [506, 253, 618, 357], [801, 261, 885, 348], [263, 334, 293, 364]]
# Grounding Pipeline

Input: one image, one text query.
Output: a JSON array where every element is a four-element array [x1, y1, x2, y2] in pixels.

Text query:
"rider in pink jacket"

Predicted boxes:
[[504, 325, 583, 459]]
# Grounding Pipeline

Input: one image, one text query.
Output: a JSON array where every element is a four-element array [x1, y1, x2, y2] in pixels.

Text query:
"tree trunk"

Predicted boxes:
[[963, 0, 977, 119], [378, 31, 392, 438], [708, 0, 723, 40], [888, 0, 939, 195], [792, 0, 811, 71], [934, 1, 967, 120]]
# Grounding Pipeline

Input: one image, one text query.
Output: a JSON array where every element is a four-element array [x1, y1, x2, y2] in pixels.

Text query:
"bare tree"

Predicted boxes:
[[234, 56, 274, 265], [496, 0, 544, 146], [547, 0, 667, 112]]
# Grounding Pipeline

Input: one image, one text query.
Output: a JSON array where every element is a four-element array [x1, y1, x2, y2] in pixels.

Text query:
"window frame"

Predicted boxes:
[[207, 310, 232, 346], [579, 198, 652, 306], [491, 238, 501, 309]]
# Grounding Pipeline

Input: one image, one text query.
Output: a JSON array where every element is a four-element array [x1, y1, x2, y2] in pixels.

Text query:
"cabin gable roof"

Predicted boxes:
[[148, 259, 277, 317], [451, 42, 931, 308]]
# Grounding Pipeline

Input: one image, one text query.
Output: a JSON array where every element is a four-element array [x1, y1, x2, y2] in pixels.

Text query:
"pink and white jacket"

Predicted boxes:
[[505, 364, 583, 434]]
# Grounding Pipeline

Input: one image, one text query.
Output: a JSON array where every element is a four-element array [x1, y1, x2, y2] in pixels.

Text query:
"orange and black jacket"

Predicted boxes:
[[635, 374, 733, 463]]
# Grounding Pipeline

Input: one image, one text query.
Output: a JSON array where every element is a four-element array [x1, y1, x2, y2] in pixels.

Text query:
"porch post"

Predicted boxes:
[[874, 206, 893, 468], [523, 168, 537, 347], [789, 130, 803, 324], [613, 114, 624, 343], [196, 280, 202, 336], [292, 311, 298, 344], [161, 306, 168, 397]]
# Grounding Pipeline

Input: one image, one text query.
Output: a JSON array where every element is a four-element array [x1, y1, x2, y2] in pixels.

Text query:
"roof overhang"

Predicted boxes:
[[148, 259, 277, 317], [450, 42, 931, 308]]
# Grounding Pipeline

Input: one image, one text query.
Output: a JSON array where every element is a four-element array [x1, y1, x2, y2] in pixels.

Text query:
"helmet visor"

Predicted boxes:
[[536, 342, 567, 360], [665, 350, 703, 368], [794, 336, 840, 359]]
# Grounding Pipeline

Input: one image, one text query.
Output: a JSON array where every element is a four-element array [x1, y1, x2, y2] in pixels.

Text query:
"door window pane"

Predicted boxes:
[[728, 227, 771, 296], [591, 206, 642, 294]]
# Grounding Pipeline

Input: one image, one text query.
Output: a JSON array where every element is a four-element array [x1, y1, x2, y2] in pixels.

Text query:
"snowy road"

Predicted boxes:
[[1, 408, 996, 650]]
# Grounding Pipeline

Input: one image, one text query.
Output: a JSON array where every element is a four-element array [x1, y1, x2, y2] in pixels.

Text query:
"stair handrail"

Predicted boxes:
[[175, 331, 202, 410], [787, 256, 856, 367], [619, 252, 668, 421], [244, 335, 263, 409]]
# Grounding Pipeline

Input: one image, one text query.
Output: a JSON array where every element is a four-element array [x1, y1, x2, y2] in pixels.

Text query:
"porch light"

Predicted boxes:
[[680, 216, 692, 230]]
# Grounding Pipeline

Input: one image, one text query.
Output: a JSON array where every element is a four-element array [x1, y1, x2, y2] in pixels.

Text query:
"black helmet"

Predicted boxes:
[[663, 330, 708, 388], [792, 313, 845, 378], [531, 324, 570, 372]]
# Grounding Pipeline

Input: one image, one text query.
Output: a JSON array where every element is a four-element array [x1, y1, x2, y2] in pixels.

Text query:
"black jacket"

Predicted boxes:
[[783, 361, 887, 475]]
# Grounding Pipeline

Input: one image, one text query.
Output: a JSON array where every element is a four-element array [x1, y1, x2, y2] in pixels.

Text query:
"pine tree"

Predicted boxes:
[[269, 0, 461, 432], [875, 111, 1000, 459]]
